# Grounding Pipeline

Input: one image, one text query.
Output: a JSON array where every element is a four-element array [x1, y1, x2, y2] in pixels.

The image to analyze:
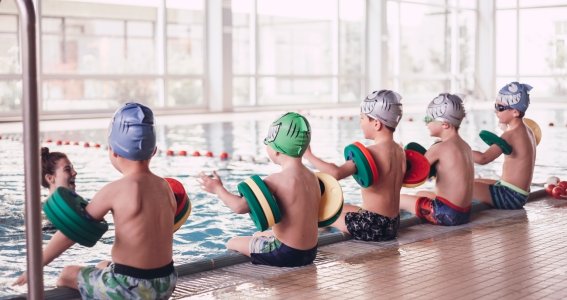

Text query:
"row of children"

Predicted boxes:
[[13, 81, 536, 299]]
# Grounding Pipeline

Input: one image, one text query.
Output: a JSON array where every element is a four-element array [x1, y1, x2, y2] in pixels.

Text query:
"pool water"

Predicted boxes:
[[1, 107, 566, 296]]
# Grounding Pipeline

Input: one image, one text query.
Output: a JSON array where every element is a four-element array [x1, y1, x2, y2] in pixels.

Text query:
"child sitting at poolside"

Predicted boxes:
[[199, 112, 321, 267], [472, 82, 536, 209], [40, 147, 78, 230], [303, 90, 406, 241], [14, 103, 178, 299], [400, 93, 475, 226]]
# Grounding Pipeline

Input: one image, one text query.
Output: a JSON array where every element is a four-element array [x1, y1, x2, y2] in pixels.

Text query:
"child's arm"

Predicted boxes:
[[473, 145, 502, 165], [13, 231, 75, 286], [424, 142, 441, 166], [303, 146, 356, 180], [84, 183, 115, 221], [199, 171, 250, 214]]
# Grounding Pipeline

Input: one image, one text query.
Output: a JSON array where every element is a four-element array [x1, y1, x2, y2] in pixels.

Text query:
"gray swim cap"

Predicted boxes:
[[108, 102, 156, 161], [496, 82, 533, 114], [360, 90, 403, 129], [425, 93, 466, 127]]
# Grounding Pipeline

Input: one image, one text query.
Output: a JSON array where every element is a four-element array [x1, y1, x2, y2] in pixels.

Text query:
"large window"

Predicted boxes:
[[166, 0, 205, 107], [0, 0, 21, 113], [386, 0, 477, 102], [41, 0, 162, 111], [496, 1, 567, 100], [231, 0, 365, 106], [0, 0, 206, 116]]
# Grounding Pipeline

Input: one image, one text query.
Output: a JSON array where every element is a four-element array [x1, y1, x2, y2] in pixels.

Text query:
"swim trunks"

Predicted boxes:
[[345, 209, 399, 241], [489, 180, 529, 209], [249, 235, 317, 267], [416, 196, 471, 226], [77, 261, 177, 300]]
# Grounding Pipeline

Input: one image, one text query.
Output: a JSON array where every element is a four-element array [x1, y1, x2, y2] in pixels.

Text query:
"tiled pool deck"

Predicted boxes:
[[25, 189, 567, 300]]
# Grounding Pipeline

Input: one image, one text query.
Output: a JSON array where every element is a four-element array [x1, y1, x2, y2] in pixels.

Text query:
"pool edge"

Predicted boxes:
[[12, 188, 547, 300]]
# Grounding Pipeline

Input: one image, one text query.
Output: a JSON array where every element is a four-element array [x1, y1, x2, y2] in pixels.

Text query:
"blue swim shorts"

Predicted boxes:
[[416, 196, 471, 226], [249, 235, 317, 267], [489, 180, 529, 210], [77, 261, 177, 300], [345, 209, 400, 241]]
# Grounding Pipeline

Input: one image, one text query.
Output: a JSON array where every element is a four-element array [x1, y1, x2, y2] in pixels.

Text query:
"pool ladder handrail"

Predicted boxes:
[[13, 0, 44, 299]]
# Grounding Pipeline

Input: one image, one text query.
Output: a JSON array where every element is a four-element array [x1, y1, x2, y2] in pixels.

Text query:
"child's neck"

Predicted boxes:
[[372, 130, 394, 144], [119, 160, 152, 176], [438, 128, 458, 141], [505, 117, 523, 130], [278, 156, 303, 169]]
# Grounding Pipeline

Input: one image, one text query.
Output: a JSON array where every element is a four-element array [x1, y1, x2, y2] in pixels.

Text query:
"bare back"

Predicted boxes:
[[264, 165, 321, 250], [88, 173, 176, 269], [362, 140, 406, 218], [427, 136, 474, 208], [501, 122, 536, 191]]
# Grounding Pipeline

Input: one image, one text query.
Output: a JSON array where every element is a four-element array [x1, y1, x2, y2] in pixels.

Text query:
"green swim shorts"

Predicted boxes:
[[77, 261, 177, 300]]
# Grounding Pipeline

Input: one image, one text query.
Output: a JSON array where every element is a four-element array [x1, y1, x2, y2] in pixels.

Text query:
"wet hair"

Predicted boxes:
[[41, 147, 68, 188]]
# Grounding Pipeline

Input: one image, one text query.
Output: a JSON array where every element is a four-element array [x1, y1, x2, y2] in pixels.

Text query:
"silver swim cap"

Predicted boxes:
[[426, 93, 466, 127], [496, 82, 533, 114], [360, 90, 403, 129]]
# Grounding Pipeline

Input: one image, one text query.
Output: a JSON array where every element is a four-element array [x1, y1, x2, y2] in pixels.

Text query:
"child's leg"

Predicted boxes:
[[331, 204, 361, 233], [95, 260, 111, 269], [473, 179, 497, 205], [476, 178, 498, 184], [400, 194, 421, 215], [227, 236, 253, 257], [253, 230, 273, 237], [56, 265, 82, 289], [416, 190, 436, 199]]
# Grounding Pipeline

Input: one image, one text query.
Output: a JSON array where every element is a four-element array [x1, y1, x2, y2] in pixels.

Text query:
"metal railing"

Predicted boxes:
[[13, 0, 43, 299]]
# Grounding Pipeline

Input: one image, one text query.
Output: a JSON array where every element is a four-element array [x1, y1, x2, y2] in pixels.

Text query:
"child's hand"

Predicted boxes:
[[198, 171, 223, 194], [12, 271, 28, 286]]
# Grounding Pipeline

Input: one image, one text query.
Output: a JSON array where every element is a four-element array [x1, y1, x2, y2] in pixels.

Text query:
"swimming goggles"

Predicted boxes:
[[494, 103, 513, 112], [423, 115, 435, 124]]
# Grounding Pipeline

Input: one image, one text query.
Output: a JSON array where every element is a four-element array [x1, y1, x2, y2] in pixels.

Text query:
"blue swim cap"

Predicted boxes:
[[496, 82, 533, 114], [108, 102, 156, 161]]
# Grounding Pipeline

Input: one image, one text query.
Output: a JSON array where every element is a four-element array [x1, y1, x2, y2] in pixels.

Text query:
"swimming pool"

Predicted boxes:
[[1, 105, 566, 296]]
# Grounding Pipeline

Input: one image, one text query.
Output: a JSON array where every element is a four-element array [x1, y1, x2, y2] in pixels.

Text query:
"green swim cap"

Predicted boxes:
[[263, 112, 311, 157]]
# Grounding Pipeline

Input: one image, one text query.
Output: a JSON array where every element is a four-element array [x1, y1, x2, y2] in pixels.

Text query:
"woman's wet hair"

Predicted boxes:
[[41, 147, 68, 188]]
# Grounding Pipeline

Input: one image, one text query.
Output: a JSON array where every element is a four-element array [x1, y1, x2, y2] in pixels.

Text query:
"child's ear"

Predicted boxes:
[[45, 174, 54, 185], [374, 120, 383, 131], [442, 122, 450, 129], [513, 109, 521, 118]]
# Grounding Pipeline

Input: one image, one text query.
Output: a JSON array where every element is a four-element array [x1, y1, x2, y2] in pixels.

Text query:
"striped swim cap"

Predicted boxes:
[[264, 112, 311, 158]]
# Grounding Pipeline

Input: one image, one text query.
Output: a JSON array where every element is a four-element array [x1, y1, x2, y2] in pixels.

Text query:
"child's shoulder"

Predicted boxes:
[[368, 138, 400, 151], [502, 124, 525, 140]]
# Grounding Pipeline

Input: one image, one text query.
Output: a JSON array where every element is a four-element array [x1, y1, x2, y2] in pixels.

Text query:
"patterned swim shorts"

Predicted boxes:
[[345, 209, 400, 241], [416, 196, 471, 226], [77, 261, 177, 300]]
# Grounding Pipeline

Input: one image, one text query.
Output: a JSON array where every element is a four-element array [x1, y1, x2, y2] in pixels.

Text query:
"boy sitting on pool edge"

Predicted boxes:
[[400, 93, 475, 226], [472, 82, 536, 209], [14, 103, 178, 299], [199, 112, 321, 267], [303, 90, 406, 242]]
